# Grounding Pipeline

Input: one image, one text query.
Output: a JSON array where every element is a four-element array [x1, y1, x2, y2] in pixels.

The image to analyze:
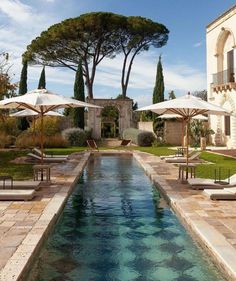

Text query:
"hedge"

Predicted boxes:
[[122, 128, 156, 146]]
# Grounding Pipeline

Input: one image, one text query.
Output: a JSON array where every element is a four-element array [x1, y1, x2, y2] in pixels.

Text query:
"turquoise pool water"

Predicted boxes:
[[27, 156, 226, 281]]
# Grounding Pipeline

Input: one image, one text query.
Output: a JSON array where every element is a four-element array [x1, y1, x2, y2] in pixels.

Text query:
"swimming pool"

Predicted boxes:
[[27, 155, 226, 281]]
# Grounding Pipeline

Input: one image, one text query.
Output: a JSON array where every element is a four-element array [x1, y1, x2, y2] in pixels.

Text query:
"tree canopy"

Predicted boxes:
[[0, 52, 17, 100], [23, 12, 169, 99]]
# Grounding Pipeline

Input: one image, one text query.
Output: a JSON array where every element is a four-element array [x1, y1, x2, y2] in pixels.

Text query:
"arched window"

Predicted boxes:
[[215, 28, 235, 84]]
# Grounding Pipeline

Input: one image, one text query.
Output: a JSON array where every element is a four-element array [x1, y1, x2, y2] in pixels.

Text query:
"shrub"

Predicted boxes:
[[0, 133, 13, 148], [123, 128, 156, 146], [15, 131, 68, 148], [28, 116, 62, 136], [15, 131, 35, 148], [0, 117, 20, 136], [62, 128, 87, 146]]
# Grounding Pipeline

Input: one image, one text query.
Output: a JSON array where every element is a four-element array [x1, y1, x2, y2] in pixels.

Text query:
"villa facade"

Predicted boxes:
[[206, 5, 236, 147]]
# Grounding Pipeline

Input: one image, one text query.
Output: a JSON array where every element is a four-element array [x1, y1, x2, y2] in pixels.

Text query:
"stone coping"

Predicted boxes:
[[0, 150, 235, 280]]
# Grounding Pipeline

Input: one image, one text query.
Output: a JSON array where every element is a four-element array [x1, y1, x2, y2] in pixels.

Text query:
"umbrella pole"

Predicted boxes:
[[40, 111, 44, 165], [33, 117, 36, 147], [182, 120, 185, 147], [186, 119, 189, 167]]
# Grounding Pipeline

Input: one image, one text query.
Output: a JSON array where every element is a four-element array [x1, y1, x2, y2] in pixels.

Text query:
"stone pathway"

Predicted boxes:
[[0, 150, 235, 281]]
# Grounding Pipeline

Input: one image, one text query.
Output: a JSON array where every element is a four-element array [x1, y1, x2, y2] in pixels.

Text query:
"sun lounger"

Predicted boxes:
[[165, 151, 201, 163], [0, 189, 36, 201], [28, 153, 66, 162], [33, 148, 68, 158], [203, 187, 236, 200], [87, 140, 99, 151], [0, 180, 40, 190], [188, 174, 236, 189], [160, 147, 188, 159]]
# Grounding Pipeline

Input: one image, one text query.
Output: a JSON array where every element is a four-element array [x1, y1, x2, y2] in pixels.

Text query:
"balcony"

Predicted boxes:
[[212, 68, 236, 92]]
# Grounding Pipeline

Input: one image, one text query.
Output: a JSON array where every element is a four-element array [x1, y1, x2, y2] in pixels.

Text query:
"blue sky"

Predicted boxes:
[[0, 0, 235, 107]]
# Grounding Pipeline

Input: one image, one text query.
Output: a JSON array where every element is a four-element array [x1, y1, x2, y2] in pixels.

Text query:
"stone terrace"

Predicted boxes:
[[0, 150, 235, 280]]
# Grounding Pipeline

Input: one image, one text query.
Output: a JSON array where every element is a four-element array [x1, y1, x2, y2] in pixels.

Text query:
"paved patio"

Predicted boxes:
[[0, 150, 235, 280]]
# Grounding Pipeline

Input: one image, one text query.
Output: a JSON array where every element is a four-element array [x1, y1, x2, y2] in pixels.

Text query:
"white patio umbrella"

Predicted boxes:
[[10, 108, 63, 117], [0, 88, 101, 163], [158, 113, 208, 146], [158, 113, 208, 120], [137, 93, 230, 166]]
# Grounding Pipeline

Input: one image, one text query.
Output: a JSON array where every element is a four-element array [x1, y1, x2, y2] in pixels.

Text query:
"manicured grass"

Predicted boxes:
[[0, 150, 33, 180], [3, 146, 235, 181], [45, 146, 175, 156], [196, 151, 236, 179]]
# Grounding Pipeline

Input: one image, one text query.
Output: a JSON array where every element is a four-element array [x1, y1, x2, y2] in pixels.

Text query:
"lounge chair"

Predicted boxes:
[[120, 139, 131, 146], [87, 140, 99, 151], [33, 148, 68, 158], [203, 187, 236, 200], [188, 174, 236, 189], [160, 147, 188, 159], [165, 151, 201, 163], [28, 153, 67, 162], [0, 180, 40, 190], [0, 189, 36, 201]]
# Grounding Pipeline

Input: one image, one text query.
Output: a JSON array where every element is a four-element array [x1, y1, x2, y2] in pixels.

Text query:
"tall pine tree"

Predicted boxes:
[[73, 61, 85, 128], [38, 66, 46, 89], [152, 56, 165, 135], [18, 60, 29, 130]]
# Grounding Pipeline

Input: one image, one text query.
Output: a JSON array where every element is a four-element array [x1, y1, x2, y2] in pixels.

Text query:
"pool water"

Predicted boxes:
[[27, 156, 226, 281]]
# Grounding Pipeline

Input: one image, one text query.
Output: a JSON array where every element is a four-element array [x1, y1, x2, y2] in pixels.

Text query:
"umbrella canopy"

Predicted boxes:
[[158, 113, 208, 120], [10, 109, 63, 117], [137, 93, 230, 167], [0, 89, 101, 164], [137, 93, 230, 117], [0, 88, 100, 113]]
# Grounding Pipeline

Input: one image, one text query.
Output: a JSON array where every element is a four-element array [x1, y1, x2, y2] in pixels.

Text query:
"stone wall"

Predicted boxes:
[[164, 120, 182, 145], [87, 98, 133, 139], [138, 121, 154, 132]]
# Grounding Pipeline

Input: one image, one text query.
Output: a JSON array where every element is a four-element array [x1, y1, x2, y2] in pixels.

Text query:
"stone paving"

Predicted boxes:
[[0, 150, 235, 280]]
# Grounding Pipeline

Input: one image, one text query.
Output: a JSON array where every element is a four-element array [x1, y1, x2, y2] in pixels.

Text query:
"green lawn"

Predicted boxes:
[[0, 150, 33, 180], [196, 151, 236, 179], [1, 147, 236, 181]]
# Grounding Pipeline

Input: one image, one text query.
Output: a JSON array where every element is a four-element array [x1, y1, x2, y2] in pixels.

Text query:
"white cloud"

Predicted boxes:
[[95, 54, 206, 94], [194, 41, 202, 48], [0, 0, 34, 23]]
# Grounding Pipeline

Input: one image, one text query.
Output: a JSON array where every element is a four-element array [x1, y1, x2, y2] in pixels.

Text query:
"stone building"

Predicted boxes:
[[206, 5, 236, 147], [87, 98, 133, 139]]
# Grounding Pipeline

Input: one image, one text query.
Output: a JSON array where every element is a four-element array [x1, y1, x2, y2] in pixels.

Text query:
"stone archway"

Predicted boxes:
[[87, 98, 133, 139]]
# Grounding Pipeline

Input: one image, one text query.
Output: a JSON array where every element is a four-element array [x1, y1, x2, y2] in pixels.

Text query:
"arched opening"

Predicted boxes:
[[101, 105, 119, 138], [215, 28, 235, 84]]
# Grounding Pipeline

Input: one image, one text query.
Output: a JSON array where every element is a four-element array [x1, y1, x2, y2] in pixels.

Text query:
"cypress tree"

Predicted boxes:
[[18, 60, 29, 130], [73, 61, 85, 128], [153, 55, 164, 104], [38, 66, 46, 89], [18, 60, 28, 95], [152, 56, 165, 135]]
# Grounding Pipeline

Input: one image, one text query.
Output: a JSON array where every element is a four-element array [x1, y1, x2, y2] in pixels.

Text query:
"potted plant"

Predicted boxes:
[[200, 125, 214, 150]]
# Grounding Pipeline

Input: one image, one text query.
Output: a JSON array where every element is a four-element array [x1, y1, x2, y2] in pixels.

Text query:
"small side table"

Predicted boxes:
[[33, 164, 51, 183], [178, 163, 196, 183], [0, 175, 13, 189]]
